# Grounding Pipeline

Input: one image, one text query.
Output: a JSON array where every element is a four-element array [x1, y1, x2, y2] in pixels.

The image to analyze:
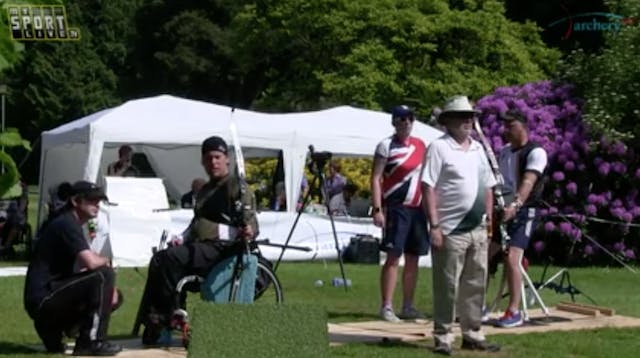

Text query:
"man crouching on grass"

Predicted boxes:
[[24, 181, 122, 356]]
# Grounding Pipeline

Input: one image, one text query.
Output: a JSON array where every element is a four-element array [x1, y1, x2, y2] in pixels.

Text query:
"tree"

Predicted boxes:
[[477, 80, 639, 264], [0, 0, 64, 71], [129, 0, 259, 107], [559, 0, 640, 143], [229, 0, 560, 114], [127, 0, 559, 114], [0, 129, 30, 197], [0, 0, 142, 181]]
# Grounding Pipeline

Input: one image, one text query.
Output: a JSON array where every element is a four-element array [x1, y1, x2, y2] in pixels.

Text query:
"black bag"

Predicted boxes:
[[343, 235, 380, 264]]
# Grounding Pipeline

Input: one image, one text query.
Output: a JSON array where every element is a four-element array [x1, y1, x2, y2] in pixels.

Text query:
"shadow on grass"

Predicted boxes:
[[375, 338, 427, 349], [0, 341, 40, 355], [328, 311, 379, 321], [328, 311, 434, 321]]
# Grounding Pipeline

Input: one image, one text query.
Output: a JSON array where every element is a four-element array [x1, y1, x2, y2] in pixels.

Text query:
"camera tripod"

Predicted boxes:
[[273, 145, 349, 291]]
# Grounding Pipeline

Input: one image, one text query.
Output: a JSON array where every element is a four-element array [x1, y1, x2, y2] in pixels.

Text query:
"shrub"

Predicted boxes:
[[476, 80, 638, 265]]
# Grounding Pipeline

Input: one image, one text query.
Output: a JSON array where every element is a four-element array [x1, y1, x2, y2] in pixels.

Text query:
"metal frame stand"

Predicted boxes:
[[487, 251, 550, 322], [273, 149, 348, 291]]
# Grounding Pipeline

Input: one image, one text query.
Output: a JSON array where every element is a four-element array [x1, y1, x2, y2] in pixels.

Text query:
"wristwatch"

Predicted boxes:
[[430, 222, 440, 229], [373, 207, 382, 214]]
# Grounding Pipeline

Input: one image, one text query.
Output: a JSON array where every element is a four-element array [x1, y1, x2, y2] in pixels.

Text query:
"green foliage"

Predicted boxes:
[[559, 0, 640, 142], [1, 0, 141, 136], [0, 128, 30, 198], [246, 158, 278, 208], [6, 41, 119, 131], [230, 0, 560, 114], [0, 0, 63, 71]]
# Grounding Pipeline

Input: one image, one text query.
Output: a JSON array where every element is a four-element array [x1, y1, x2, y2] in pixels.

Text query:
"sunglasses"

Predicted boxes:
[[394, 116, 415, 123]]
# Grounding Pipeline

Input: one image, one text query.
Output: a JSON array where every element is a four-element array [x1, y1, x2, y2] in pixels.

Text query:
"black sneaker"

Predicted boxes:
[[72, 340, 122, 356], [142, 324, 162, 346], [461, 338, 500, 352]]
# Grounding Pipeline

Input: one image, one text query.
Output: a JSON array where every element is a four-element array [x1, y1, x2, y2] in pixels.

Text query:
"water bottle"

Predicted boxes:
[[331, 277, 352, 287]]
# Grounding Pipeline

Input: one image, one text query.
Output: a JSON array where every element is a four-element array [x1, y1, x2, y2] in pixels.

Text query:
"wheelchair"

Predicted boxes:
[[132, 233, 284, 347]]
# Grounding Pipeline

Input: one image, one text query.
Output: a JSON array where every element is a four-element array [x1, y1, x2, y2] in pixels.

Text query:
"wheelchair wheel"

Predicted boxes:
[[254, 261, 283, 304]]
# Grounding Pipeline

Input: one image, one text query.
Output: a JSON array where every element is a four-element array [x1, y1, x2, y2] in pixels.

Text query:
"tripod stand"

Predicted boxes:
[[535, 240, 597, 304], [273, 145, 349, 291]]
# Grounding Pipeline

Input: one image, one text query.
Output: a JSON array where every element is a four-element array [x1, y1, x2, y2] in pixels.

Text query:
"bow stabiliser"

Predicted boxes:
[[473, 118, 511, 251]]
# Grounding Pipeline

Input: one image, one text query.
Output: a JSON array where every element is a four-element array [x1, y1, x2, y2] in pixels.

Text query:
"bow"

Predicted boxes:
[[473, 118, 510, 251]]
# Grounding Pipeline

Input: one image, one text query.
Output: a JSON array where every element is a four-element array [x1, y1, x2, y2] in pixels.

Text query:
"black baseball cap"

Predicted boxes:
[[71, 180, 108, 201], [501, 109, 527, 123], [201, 136, 228, 155]]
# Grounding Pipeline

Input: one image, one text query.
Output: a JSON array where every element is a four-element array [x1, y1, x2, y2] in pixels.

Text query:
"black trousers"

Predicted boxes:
[[140, 240, 238, 326], [29, 266, 115, 351]]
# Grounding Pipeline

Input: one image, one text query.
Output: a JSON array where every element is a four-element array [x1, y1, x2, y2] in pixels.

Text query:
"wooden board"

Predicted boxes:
[[559, 301, 615, 316]]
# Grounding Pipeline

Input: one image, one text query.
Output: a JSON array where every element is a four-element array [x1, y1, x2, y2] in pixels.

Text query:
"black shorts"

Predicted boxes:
[[381, 206, 429, 256], [493, 207, 538, 250]]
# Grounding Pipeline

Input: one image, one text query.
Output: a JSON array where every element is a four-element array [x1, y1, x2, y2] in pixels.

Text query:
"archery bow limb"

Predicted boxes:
[[473, 118, 511, 251], [229, 110, 251, 228]]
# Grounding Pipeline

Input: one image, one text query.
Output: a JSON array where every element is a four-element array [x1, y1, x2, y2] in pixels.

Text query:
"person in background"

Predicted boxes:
[[23, 181, 121, 356], [329, 182, 358, 216], [107, 145, 139, 177], [324, 160, 346, 200], [0, 180, 29, 258], [371, 105, 429, 323], [297, 176, 310, 211], [181, 178, 207, 209], [273, 181, 286, 211], [422, 95, 500, 355]]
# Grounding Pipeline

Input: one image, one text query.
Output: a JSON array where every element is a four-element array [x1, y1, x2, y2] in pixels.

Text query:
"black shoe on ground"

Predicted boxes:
[[142, 324, 162, 346], [461, 338, 500, 352], [433, 342, 452, 356], [72, 340, 122, 356], [44, 342, 66, 354]]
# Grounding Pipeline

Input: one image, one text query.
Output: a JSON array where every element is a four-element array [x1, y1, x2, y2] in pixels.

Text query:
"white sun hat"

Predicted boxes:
[[438, 95, 480, 123]]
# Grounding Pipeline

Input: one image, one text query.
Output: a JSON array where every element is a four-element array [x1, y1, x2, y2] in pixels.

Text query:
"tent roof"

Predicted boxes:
[[42, 94, 443, 154], [38, 95, 443, 222]]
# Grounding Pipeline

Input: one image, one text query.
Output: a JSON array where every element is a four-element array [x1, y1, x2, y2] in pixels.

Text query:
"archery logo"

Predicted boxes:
[[547, 6, 637, 40]]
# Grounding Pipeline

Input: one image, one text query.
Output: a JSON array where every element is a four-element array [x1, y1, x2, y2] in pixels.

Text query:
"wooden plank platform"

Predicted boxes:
[[328, 307, 640, 345], [32, 306, 640, 356]]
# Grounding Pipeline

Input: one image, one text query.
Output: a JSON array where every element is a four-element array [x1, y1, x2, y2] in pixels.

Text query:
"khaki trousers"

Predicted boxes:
[[432, 225, 488, 345]]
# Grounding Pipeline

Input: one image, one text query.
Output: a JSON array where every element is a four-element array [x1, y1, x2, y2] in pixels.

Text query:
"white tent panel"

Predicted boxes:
[[38, 95, 442, 264]]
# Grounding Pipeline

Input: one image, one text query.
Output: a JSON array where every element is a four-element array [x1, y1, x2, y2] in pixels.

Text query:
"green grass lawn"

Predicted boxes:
[[3, 188, 640, 356], [1, 260, 640, 357]]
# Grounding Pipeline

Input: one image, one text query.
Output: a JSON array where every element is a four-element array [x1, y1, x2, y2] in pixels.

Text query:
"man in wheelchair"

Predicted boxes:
[[138, 136, 259, 346]]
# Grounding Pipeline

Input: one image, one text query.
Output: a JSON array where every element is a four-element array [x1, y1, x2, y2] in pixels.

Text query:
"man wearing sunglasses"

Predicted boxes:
[[372, 105, 429, 323], [422, 96, 500, 355]]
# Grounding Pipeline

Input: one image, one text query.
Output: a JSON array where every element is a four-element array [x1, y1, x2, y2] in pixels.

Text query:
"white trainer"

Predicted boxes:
[[380, 307, 401, 323]]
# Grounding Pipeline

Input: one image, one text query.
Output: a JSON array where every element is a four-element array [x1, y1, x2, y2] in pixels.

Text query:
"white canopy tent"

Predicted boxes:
[[38, 94, 443, 225]]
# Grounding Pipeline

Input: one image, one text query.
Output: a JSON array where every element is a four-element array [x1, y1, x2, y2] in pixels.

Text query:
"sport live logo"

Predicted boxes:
[[7, 5, 80, 41]]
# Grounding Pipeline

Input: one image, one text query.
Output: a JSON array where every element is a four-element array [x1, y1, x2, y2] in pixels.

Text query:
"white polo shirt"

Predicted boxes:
[[422, 134, 497, 235]]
